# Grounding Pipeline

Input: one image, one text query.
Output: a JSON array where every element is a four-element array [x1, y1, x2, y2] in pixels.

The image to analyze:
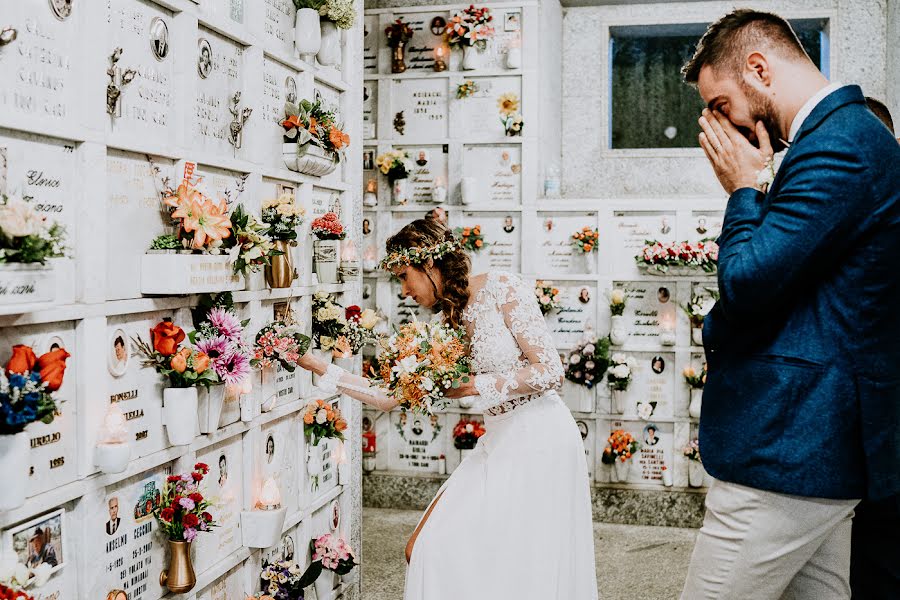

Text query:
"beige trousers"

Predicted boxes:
[[681, 478, 859, 600]]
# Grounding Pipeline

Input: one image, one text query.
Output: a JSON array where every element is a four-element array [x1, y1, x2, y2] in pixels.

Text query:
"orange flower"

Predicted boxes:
[[151, 321, 185, 356], [303, 412, 314, 424], [36, 348, 70, 392], [473, 226, 481, 235], [163, 181, 203, 210], [282, 114, 303, 130], [6, 344, 37, 375], [328, 126, 350, 150], [309, 116, 318, 131], [171, 348, 191, 374], [583, 244, 593, 252], [194, 352, 210, 373], [462, 227, 471, 236], [176, 198, 232, 249], [474, 239, 483, 248], [335, 419, 347, 432]]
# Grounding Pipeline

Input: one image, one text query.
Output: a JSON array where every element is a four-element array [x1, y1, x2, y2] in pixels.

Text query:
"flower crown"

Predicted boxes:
[[379, 239, 462, 270]]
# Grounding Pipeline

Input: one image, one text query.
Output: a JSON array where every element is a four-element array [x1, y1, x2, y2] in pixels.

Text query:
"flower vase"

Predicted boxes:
[[162, 387, 198, 446], [460, 176, 477, 205], [505, 46, 522, 69], [458, 395, 475, 409], [159, 540, 196, 594], [197, 383, 226, 434], [614, 458, 631, 482], [391, 177, 409, 205], [314, 570, 337, 600], [688, 460, 705, 488], [692, 327, 704, 347], [95, 442, 131, 474], [661, 468, 673, 487], [611, 388, 626, 414], [313, 239, 341, 284], [0, 432, 29, 510], [391, 42, 407, 73], [461, 44, 484, 70], [295, 8, 322, 62], [311, 348, 333, 386], [266, 240, 297, 288], [259, 366, 277, 412], [317, 20, 341, 67], [582, 251, 596, 274], [689, 388, 703, 419], [609, 316, 627, 346], [363, 454, 376, 473], [607, 462, 619, 483]]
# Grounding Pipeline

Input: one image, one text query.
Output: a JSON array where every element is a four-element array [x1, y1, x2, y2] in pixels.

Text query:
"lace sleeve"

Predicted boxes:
[[472, 274, 564, 407], [318, 364, 400, 412]]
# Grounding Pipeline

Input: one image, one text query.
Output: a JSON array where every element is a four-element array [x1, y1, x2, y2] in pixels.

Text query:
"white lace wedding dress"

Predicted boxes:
[[318, 272, 598, 599]]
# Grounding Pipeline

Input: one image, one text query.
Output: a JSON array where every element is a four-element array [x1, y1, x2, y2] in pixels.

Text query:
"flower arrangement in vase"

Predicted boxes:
[[191, 294, 254, 387], [375, 150, 414, 204], [334, 306, 380, 358], [602, 429, 639, 482], [223, 204, 280, 277], [282, 98, 349, 176], [606, 353, 635, 413], [564, 337, 610, 389], [254, 322, 311, 372], [310, 213, 346, 284], [497, 93, 523, 136], [160, 177, 233, 253], [312, 291, 347, 356], [453, 417, 485, 450], [608, 288, 627, 346], [0, 558, 53, 600], [385, 18, 414, 73], [155, 463, 217, 594], [302, 399, 347, 444], [571, 226, 598, 273], [446, 5, 494, 70], [257, 559, 304, 600], [262, 193, 305, 288], [307, 533, 358, 600], [317, 0, 354, 66], [456, 80, 479, 99], [684, 365, 706, 419], [455, 225, 484, 252], [636, 240, 719, 276], [683, 438, 704, 487], [534, 280, 561, 315]]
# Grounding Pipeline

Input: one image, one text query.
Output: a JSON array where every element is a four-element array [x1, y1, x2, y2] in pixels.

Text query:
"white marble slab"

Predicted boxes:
[[456, 76, 520, 141], [611, 210, 678, 276], [461, 144, 522, 208], [387, 411, 446, 473], [612, 281, 678, 348], [259, 414, 301, 517], [194, 28, 247, 159], [535, 213, 597, 275], [392, 79, 448, 140], [395, 144, 448, 206], [194, 435, 244, 575], [461, 212, 520, 274], [261, 0, 296, 56]]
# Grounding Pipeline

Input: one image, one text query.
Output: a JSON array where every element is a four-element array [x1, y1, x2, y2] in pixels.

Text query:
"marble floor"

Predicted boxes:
[[361, 507, 698, 599]]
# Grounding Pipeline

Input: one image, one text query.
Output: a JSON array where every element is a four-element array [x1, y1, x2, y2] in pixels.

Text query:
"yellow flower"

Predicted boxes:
[[497, 93, 520, 116]]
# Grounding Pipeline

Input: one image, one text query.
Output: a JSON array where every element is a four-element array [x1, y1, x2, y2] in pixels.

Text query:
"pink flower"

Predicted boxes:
[[183, 527, 197, 542], [208, 307, 243, 340], [179, 497, 196, 511]]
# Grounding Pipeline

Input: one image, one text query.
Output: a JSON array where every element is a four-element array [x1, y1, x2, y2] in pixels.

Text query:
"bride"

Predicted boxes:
[[297, 219, 597, 599]]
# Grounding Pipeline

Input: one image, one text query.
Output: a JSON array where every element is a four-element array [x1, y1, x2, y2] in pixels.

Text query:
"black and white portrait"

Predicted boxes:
[[265, 435, 275, 464], [651, 356, 666, 375], [198, 38, 213, 79], [149, 17, 169, 61], [503, 216, 515, 234], [49, 0, 73, 20]]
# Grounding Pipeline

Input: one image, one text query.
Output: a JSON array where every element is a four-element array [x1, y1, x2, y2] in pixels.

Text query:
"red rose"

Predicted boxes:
[[201, 512, 213, 522], [182, 513, 199, 528], [345, 306, 362, 322], [6, 345, 37, 375], [191, 472, 203, 482], [160, 508, 175, 522], [151, 320, 185, 356], [189, 493, 203, 504]]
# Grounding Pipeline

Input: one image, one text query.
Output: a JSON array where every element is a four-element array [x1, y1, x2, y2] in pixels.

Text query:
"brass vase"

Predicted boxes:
[[391, 43, 407, 73], [265, 239, 297, 288], [160, 540, 196, 594]]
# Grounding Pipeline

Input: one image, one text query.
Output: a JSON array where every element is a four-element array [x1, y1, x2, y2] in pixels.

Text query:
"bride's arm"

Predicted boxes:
[[299, 353, 401, 412]]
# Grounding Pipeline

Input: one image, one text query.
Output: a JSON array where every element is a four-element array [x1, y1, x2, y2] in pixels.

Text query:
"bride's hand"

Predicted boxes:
[[443, 377, 477, 399], [296, 349, 328, 376]]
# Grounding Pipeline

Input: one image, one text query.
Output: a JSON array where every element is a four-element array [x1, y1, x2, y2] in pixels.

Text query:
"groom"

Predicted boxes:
[[680, 9, 900, 599]]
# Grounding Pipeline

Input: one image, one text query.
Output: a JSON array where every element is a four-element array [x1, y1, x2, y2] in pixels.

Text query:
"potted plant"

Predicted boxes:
[[304, 533, 358, 600], [606, 353, 635, 414], [294, 0, 324, 62], [155, 463, 217, 594], [636, 240, 719, 277], [534, 280, 561, 316], [375, 150, 414, 205], [608, 288, 627, 346], [683, 365, 706, 419], [445, 5, 495, 70], [282, 98, 349, 177], [683, 439, 704, 487], [571, 226, 599, 274], [682, 291, 717, 346], [0, 344, 69, 510], [455, 225, 485, 253], [0, 193, 66, 312], [384, 18, 414, 73], [132, 321, 218, 445], [262, 193, 305, 288], [602, 429, 639, 482], [317, 0, 354, 67], [311, 213, 346, 284]]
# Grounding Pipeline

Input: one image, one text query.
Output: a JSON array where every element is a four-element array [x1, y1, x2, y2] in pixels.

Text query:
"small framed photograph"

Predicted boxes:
[[330, 498, 341, 531], [108, 328, 130, 378], [6, 508, 67, 575], [362, 150, 374, 171], [198, 38, 213, 79], [504, 11, 521, 32]]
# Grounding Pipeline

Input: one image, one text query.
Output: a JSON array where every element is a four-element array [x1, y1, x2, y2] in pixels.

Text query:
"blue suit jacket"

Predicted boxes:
[[701, 85, 900, 501]]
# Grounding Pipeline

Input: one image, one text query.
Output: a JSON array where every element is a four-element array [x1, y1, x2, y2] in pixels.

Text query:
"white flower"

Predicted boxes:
[[316, 409, 328, 424], [698, 298, 716, 316], [610, 289, 625, 304], [359, 309, 380, 329], [393, 355, 420, 376], [585, 361, 595, 370], [421, 377, 434, 391], [0, 198, 44, 237], [569, 354, 581, 365], [637, 402, 654, 420], [611, 353, 626, 364], [583, 344, 595, 355], [626, 357, 637, 369], [465, 424, 474, 433], [540, 295, 550, 304], [611, 364, 630, 379]]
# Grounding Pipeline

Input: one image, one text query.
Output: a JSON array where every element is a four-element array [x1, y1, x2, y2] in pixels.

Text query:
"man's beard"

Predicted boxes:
[[741, 81, 787, 152]]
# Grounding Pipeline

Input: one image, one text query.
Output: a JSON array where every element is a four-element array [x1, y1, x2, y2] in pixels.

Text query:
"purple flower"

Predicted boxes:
[[208, 308, 243, 341], [216, 349, 251, 385], [183, 527, 197, 542], [196, 335, 231, 362], [179, 497, 196, 511]]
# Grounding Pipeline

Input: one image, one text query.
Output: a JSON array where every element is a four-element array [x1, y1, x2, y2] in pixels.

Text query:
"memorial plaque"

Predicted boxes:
[[457, 77, 521, 140], [308, 436, 339, 500], [546, 282, 597, 350], [0, 3, 77, 125], [107, 0, 176, 147], [392, 79, 448, 140], [363, 15, 378, 73], [388, 411, 446, 473], [361, 212, 377, 272], [609, 351, 675, 419], [535, 213, 597, 275], [461, 212, 520, 274], [194, 436, 244, 574], [206, 0, 245, 24], [262, 0, 296, 56], [611, 281, 677, 347], [196, 563, 244, 600], [261, 523, 301, 569], [462, 145, 522, 208], [194, 28, 246, 159], [603, 419, 674, 485], [196, 164, 249, 208], [311, 186, 341, 218], [260, 414, 301, 516], [691, 210, 723, 242], [395, 145, 448, 206], [394, 11, 448, 71], [363, 82, 377, 139], [106, 151, 174, 300], [261, 57, 298, 167], [611, 211, 677, 275]]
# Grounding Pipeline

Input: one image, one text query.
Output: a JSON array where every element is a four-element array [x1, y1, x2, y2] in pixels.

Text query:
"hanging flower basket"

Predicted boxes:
[[283, 142, 338, 177]]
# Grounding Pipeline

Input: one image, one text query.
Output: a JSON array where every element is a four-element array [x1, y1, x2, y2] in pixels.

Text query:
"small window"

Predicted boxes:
[[609, 20, 828, 149]]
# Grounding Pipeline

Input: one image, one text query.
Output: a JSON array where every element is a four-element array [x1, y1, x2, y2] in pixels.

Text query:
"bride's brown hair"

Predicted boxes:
[[385, 219, 471, 330]]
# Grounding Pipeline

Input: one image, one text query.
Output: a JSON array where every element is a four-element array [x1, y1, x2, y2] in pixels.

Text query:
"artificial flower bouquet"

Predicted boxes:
[[601, 429, 639, 464], [310, 533, 358, 575], [318, 0, 355, 29], [312, 291, 347, 352], [455, 225, 484, 252], [384, 18, 414, 47], [453, 417, 485, 450], [571, 227, 599, 254], [258, 559, 303, 600], [335, 306, 381, 357], [683, 439, 701, 462], [534, 280, 561, 315], [224, 204, 280, 276], [497, 93, 523, 137], [0, 194, 66, 264], [456, 80, 479, 99], [609, 288, 626, 316], [302, 399, 347, 442], [254, 322, 311, 372], [1, 344, 70, 435], [445, 5, 494, 49], [564, 337, 610, 390], [262, 193, 306, 241], [683, 365, 706, 389], [132, 320, 218, 389], [375, 150, 414, 183], [376, 320, 471, 415], [681, 293, 716, 329], [190, 294, 254, 386], [161, 177, 232, 252], [154, 463, 217, 542], [310, 212, 346, 241], [606, 353, 635, 391], [636, 240, 719, 274], [282, 98, 350, 160]]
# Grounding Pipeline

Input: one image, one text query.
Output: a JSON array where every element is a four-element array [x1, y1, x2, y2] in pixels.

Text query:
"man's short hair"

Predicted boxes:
[[865, 97, 895, 134], [682, 9, 812, 84]]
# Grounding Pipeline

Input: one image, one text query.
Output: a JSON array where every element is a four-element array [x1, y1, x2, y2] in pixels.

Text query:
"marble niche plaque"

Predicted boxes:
[[196, 563, 244, 600], [457, 76, 521, 140], [196, 163, 249, 207], [194, 28, 246, 159], [610, 351, 675, 420], [261, 524, 302, 570], [363, 82, 377, 139], [451, 9, 521, 71], [612, 281, 677, 347], [691, 210, 724, 242], [611, 211, 678, 276], [461, 145, 522, 208], [194, 435, 244, 575], [363, 14, 378, 74], [462, 212, 520, 274], [535, 213, 597, 275], [394, 11, 448, 72], [0, 3, 77, 127], [82, 463, 172, 600], [307, 436, 339, 501], [206, 0, 245, 25], [546, 282, 597, 351], [388, 411, 446, 473], [260, 414, 301, 516], [396, 145, 448, 206], [106, 0, 175, 147], [602, 419, 674, 486], [262, 0, 296, 56], [392, 79, 448, 140], [261, 57, 299, 167], [311, 186, 340, 218]]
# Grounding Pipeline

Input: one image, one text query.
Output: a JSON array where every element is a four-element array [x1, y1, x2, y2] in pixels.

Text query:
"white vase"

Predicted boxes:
[[95, 442, 131, 474], [581, 252, 596, 274], [689, 460, 705, 488], [460, 176, 477, 205], [610, 388, 626, 414], [311, 348, 333, 386], [431, 185, 447, 204], [661, 468, 673, 487], [505, 47, 522, 69], [0, 263, 55, 313], [614, 458, 631, 482], [362, 455, 376, 473], [461, 44, 484, 70], [197, 383, 226, 434], [363, 191, 377, 207], [0, 432, 29, 510], [317, 20, 341, 66], [313, 239, 341, 284], [607, 462, 618, 483], [314, 570, 337, 600], [295, 8, 322, 61], [259, 366, 277, 412], [391, 177, 409, 205], [689, 388, 703, 419], [162, 387, 198, 446], [692, 327, 704, 347], [609, 316, 627, 346]]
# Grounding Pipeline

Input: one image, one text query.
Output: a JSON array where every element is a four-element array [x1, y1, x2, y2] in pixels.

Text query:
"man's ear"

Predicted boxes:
[[745, 51, 773, 87]]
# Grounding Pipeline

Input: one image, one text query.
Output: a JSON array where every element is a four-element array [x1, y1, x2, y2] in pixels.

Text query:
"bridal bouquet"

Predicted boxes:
[[154, 463, 217, 542], [636, 240, 719, 274], [565, 337, 610, 389], [377, 320, 471, 414], [455, 225, 484, 252], [601, 429, 639, 464], [1, 344, 70, 435], [534, 281, 561, 315], [606, 353, 635, 391]]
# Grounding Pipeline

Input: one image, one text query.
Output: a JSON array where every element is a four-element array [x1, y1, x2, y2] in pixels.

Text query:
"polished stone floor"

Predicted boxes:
[[361, 507, 698, 599]]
